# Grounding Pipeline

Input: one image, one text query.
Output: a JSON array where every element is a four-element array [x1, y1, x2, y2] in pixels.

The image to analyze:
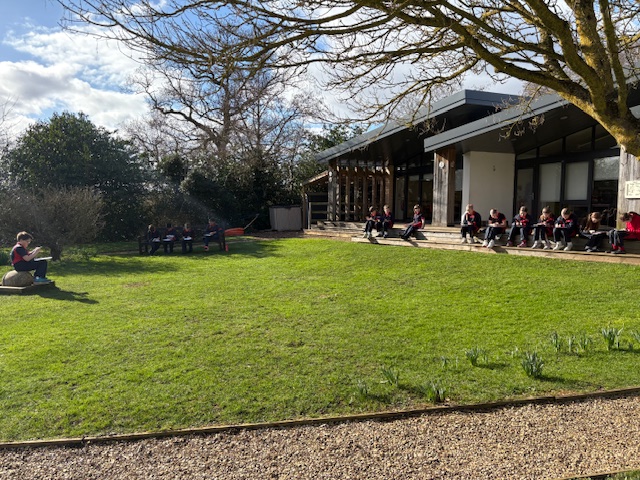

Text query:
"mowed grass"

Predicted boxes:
[[0, 237, 639, 441]]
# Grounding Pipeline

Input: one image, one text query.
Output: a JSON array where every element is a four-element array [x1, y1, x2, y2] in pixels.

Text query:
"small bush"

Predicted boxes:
[[0, 250, 9, 266]]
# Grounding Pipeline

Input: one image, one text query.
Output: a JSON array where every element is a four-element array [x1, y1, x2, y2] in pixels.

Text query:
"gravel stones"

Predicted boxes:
[[2, 395, 640, 479]]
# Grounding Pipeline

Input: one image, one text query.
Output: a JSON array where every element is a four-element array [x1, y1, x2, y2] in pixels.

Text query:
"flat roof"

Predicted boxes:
[[423, 93, 568, 152], [315, 90, 522, 163]]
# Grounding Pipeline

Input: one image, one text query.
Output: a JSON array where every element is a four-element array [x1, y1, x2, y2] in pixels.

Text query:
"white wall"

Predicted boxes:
[[462, 151, 515, 221]]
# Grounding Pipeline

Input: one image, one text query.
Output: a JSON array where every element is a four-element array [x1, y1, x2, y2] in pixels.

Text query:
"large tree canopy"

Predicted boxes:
[[60, 1, 640, 155], [3, 112, 148, 239]]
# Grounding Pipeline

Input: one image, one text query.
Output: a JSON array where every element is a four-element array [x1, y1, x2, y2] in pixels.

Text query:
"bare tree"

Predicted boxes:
[[59, 1, 640, 156]]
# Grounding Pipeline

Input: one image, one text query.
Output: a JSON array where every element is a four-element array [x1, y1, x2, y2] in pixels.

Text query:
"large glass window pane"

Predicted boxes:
[[394, 176, 406, 221], [408, 175, 420, 211], [539, 162, 561, 202], [539, 139, 563, 157], [594, 156, 619, 181], [517, 148, 537, 161], [565, 127, 593, 153], [594, 124, 618, 150], [516, 168, 534, 213], [421, 175, 433, 222], [565, 161, 588, 200]]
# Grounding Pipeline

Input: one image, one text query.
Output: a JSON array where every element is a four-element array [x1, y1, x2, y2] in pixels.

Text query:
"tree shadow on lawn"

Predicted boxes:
[[27, 285, 98, 304], [475, 361, 510, 370], [102, 237, 283, 263]]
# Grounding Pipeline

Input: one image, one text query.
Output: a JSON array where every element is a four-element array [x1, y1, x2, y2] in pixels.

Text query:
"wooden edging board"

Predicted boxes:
[[0, 281, 56, 295], [1, 386, 639, 451]]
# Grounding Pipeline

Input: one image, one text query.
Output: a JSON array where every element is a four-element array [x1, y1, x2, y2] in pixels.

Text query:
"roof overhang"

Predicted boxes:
[[314, 90, 523, 164]]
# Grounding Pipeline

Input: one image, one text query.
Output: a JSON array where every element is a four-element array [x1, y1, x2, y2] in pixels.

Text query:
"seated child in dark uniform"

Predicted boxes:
[[506, 206, 532, 247], [482, 209, 507, 248], [380, 204, 394, 238], [531, 207, 555, 250], [163, 223, 178, 253], [147, 224, 161, 255], [203, 219, 222, 251], [363, 206, 381, 239], [400, 205, 425, 240], [553, 208, 578, 251], [581, 211, 608, 252], [10, 231, 51, 283], [181, 223, 195, 253]]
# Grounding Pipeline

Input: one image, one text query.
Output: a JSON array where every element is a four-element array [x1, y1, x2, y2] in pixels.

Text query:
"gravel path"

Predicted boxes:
[[2, 395, 640, 480]]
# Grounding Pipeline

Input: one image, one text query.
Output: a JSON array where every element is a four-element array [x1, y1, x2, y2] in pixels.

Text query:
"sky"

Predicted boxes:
[[0, 0, 147, 139], [0, 0, 524, 143]]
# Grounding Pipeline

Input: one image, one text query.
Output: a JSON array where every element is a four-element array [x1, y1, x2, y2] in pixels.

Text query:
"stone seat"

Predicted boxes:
[[2, 270, 34, 287]]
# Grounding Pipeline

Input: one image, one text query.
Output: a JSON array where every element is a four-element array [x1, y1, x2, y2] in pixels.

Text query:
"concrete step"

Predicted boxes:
[[350, 236, 640, 265]]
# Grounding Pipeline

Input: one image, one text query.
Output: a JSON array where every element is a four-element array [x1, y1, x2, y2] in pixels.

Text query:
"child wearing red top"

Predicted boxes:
[[10, 231, 50, 283], [608, 211, 640, 254]]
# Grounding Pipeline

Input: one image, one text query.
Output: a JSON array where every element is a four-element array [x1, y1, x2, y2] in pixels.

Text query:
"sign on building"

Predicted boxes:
[[625, 181, 640, 199]]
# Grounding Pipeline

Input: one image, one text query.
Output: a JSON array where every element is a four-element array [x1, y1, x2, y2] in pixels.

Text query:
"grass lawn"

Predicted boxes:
[[0, 237, 639, 442]]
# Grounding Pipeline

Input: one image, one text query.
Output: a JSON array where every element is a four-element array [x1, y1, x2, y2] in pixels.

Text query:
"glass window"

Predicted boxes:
[[394, 176, 406, 220], [539, 162, 561, 203], [421, 176, 433, 222], [565, 127, 593, 153], [539, 139, 563, 157], [594, 156, 619, 181], [565, 161, 588, 200], [408, 175, 420, 210], [517, 148, 537, 161], [594, 124, 618, 150], [516, 168, 534, 214]]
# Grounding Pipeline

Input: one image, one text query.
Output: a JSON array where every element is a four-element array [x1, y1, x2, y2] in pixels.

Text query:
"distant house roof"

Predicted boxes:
[[314, 90, 523, 164]]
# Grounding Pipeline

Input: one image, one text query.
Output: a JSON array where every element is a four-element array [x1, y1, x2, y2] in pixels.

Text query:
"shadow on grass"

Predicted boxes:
[[476, 361, 510, 370], [27, 286, 98, 304], [60, 238, 284, 275]]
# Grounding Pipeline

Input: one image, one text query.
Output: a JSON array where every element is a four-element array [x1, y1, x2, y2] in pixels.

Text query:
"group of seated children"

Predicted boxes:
[[146, 219, 222, 254], [362, 205, 394, 238], [461, 204, 640, 253]]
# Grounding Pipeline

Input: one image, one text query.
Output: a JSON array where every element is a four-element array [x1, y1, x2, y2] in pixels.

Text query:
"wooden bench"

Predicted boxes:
[[138, 226, 226, 254]]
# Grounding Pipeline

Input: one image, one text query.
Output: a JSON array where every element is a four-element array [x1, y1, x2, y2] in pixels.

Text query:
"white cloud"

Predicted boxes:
[[0, 24, 148, 138]]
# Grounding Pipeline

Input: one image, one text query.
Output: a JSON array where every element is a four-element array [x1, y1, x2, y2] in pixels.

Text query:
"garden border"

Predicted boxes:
[[2, 385, 639, 451]]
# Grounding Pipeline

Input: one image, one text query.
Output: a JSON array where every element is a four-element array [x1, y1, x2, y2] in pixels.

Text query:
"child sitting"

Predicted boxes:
[[608, 211, 640, 254], [380, 205, 394, 238], [482, 208, 507, 248], [506, 206, 532, 247], [10, 231, 51, 284], [460, 203, 481, 244], [531, 207, 555, 249], [581, 212, 608, 252], [553, 208, 579, 251], [400, 205, 425, 240], [362, 206, 381, 239]]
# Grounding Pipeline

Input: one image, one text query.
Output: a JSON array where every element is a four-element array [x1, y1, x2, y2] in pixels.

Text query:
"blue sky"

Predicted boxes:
[[0, 0, 147, 139]]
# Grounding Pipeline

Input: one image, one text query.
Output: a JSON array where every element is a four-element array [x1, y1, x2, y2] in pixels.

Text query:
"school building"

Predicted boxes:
[[304, 89, 640, 229]]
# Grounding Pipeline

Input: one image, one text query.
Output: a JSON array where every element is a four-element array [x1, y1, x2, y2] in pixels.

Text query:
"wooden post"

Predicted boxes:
[[432, 147, 456, 226], [328, 165, 337, 221]]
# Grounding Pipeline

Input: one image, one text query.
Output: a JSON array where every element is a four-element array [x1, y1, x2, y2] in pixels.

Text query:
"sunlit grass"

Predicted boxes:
[[0, 237, 638, 441]]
